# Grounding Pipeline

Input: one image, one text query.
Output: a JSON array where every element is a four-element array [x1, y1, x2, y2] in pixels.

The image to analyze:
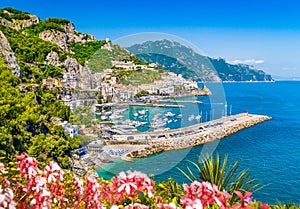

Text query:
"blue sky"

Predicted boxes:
[[1, 0, 300, 78]]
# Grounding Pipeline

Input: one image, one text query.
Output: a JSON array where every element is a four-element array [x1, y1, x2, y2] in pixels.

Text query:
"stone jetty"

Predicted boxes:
[[125, 113, 271, 158]]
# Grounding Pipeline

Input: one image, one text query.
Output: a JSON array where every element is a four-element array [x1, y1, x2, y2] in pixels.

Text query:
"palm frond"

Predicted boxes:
[[178, 153, 263, 203]]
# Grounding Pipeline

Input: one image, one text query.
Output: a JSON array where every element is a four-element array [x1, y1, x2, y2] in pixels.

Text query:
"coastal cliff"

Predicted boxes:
[[0, 30, 20, 77]]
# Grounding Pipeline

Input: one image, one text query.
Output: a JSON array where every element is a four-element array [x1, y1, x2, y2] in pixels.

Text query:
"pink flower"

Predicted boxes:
[[117, 171, 138, 195], [43, 162, 64, 182], [0, 186, 16, 209], [31, 176, 47, 193], [16, 154, 40, 178], [0, 162, 7, 174], [181, 181, 227, 208], [123, 203, 149, 209], [157, 202, 181, 209], [232, 191, 253, 209], [113, 170, 155, 199]]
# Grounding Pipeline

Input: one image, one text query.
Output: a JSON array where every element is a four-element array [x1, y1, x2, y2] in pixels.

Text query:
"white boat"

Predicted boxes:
[[138, 110, 146, 115], [149, 119, 166, 128], [133, 112, 138, 117], [176, 114, 183, 118], [167, 120, 172, 123], [188, 114, 195, 121], [165, 111, 175, 117], [195, 115, 201, 120]]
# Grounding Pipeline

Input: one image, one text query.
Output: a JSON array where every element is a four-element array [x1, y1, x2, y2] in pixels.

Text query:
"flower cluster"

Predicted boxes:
[[181, 181, 231, 209], [0, 185, 16, 209], [0, 154, 270, 209]]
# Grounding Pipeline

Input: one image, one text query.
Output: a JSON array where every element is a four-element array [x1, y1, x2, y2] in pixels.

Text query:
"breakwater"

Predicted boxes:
[[125, 113, 271, 158]]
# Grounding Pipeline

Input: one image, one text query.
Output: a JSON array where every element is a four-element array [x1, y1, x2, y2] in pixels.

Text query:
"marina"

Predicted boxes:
[[128, 103, 184, 108], [104, 113, 271, 158]]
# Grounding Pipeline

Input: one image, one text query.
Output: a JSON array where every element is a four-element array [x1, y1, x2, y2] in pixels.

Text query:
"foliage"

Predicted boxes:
[[76, 134, 93, 147], [45, 18, 70, 25], [0, 24, 67, 63], [0, 64, 79, 168], [154, 178, 185, 205], [71, 105, 94, 128], [0, 7, 31, 21], [23, 17, 71, 36], [136, 90, 150, 97], [272, 201, 300, 209], [178, 154, 262, 203], [87, 44, 141, 73], [0, 154, 273, 209], [24, 21, 65, 36], [68, 40, 106, 65]]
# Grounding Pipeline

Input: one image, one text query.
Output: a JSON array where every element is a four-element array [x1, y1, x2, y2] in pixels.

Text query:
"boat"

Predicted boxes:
[[188, 114, 195, 121], [176, 114, 183, 118], [165, 111, 175, 117], [148, 119, 166, 128], [138, 110, 146, 115], [195, 115, 201, 120], [133, 112, 138, 117]]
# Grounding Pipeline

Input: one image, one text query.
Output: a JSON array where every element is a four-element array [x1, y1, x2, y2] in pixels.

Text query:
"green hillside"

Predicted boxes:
[[0, 7, 166, 167], [127, 39, 273, 82]]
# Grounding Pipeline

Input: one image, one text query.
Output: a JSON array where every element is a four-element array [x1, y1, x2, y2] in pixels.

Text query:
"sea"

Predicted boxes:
[[97, 81, 300, 204]]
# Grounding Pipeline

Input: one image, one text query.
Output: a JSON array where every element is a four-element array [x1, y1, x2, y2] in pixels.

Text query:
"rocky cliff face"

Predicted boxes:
[[46, 51, 60, 67], [39, 23, 95, 52], [0, 8, 99, 91], [63, 56, 92, 89], [39, 30, 69, 51], [0, 30, 21, 77]]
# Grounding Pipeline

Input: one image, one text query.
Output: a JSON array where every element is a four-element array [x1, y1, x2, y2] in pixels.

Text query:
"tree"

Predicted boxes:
[[97, 90, 104, 104]]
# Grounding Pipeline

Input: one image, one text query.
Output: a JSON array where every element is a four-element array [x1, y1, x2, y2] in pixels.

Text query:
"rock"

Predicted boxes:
[[39, 30, 69, 51], [64, 56, 81, 74], [39, 23, 95, 52], [65, 23, 95, 44], [97, 152, 114, 163], [46, 51, 60, 66], [0, 14, 39, 30], [85, 169, 98, 178], [0, 31, 21, 77]]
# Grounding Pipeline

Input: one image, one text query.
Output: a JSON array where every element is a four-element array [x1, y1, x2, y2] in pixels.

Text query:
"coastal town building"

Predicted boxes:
[[59, 121, 79, 138]]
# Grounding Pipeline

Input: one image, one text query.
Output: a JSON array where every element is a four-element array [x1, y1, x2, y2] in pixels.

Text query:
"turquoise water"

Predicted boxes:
[[97, 81, 300, 204]]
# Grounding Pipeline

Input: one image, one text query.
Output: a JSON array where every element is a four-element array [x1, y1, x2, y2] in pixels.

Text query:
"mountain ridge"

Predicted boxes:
[[127, 39, 273, 82]]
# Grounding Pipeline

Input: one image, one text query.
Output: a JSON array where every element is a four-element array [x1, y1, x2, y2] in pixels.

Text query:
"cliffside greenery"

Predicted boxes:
[[0, 63, 79, 168], [0, 7, 31, 21]]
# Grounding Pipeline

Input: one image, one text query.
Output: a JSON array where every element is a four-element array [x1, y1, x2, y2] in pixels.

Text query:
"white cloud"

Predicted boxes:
[[227, 59, 265, 65]]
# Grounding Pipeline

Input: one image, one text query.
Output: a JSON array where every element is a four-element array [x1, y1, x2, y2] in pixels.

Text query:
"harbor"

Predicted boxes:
[[128, 103, 185, 108], [105, 113, 272, 158]]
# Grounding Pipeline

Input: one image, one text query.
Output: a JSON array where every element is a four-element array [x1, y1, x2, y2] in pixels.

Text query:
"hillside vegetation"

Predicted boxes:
[[127, 39, 273, 82], [0, 7, 165, 167]]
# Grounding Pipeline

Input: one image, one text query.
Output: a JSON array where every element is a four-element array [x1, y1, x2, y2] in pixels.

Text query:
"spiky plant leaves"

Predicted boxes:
[[178, 154, 264, 203]]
